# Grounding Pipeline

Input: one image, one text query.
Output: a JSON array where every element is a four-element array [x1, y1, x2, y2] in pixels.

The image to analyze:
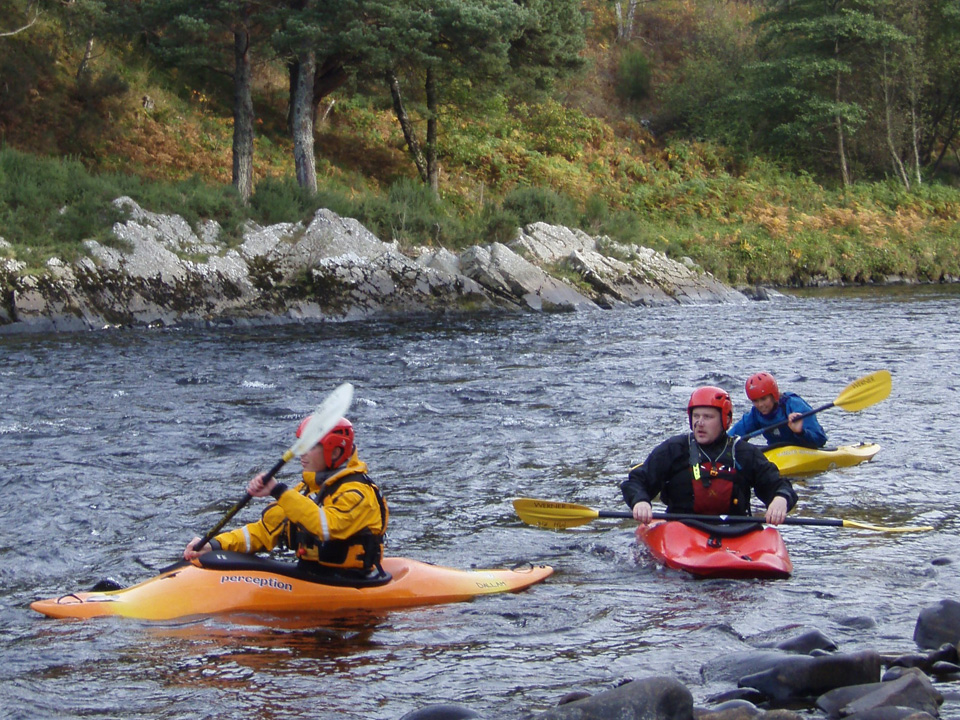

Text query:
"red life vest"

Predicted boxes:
[[689, 437, 741, 515]]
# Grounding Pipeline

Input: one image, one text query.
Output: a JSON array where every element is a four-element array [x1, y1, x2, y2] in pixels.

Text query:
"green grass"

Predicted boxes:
[[4, 140, 960, 287]]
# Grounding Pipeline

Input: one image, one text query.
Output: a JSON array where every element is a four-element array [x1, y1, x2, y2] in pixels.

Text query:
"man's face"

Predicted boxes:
[[301, 444, 328, 474], [691, 406, 724, 444]]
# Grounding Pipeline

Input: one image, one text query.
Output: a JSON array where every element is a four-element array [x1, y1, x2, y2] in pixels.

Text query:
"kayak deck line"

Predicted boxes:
[[30, 552, 554, 621]]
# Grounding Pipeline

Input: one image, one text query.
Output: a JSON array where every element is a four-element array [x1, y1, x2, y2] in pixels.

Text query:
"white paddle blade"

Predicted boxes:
[[288, 382, 355, 457]]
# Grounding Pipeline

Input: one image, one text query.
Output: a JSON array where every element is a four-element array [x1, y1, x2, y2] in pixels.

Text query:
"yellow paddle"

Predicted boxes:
[[512, 498, 934, 534], [740, 370, 892, 441]]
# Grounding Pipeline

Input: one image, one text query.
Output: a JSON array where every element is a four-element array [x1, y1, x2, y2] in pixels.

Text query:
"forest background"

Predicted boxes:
[[1, 0, 959, 288]]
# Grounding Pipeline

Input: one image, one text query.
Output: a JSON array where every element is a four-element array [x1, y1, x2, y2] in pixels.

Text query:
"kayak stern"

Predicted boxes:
[[765, 442, 880, 476]]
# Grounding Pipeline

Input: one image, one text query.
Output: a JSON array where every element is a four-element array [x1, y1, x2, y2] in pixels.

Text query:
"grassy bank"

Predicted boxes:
[[3, 144, 959, 287]]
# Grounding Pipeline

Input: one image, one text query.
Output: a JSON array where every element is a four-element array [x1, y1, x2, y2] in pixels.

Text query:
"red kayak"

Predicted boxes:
[[636, 519, 792, 579]]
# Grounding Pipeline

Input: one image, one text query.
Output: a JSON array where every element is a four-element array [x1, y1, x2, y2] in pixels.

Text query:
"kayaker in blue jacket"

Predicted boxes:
[[729, 372, 827, 448], [184, 416, 388, 577], [621, 386, 797, 525]]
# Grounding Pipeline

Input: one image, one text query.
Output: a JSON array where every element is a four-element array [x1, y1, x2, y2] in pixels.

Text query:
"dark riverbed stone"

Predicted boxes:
[[533, 676, 692, 720], [914, 600, 960, 649], [838, 616, 878, 631], [705, 688, 769, 705], [701, 651, 792, 684], [739, 650, 882, 702], [557, 691, 592, 705], [888, 644, 959, 674], [694, 699, 766, 720], [398, 704, 481, 720], [845, 709, 936, 720], [882, 667, 920, 682], [774, 630, 838, 654], [815, 669, 942, 719], [929, 661, 960, 676]]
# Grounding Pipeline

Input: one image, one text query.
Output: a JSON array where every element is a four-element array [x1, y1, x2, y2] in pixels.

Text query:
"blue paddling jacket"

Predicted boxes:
[[729, 392, 827, 448]]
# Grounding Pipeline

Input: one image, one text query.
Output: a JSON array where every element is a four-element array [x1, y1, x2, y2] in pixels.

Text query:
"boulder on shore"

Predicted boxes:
[[0, 201, 752, 334]]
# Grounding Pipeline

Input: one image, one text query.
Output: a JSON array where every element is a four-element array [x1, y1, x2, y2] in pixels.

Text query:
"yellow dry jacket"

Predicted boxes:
[[214, 451, 388, 571]]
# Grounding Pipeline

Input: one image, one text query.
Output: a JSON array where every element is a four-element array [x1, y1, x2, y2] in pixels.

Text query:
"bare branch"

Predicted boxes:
[[0, 1, 42, 39]]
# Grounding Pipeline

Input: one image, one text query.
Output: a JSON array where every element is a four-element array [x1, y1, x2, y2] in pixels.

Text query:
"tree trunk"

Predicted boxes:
[[232, 28, 255, 202], [834, 36, 850, 187], [930, 122, 959, 176], [289, 57, 348, 130], [615, 1, 638, 42], [76, 37, 95, 82], [835, 112, 850, 187], [882, 50, 910, 189], [425, 66, 439, 195], [904, 0, 923, 188], [291, 50, 317, 194], [388, 70, 428, 183], [910, 102, 922, 187]]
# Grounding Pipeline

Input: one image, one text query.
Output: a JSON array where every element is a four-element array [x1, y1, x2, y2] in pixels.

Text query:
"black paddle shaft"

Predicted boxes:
[[600, 509, 842, 528], [739, 401, 833, 441], [191, 456, 287, 551]]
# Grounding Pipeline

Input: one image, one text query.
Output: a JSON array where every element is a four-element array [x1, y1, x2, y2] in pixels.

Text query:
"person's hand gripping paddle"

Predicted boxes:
[[189, 382, 355, 555]]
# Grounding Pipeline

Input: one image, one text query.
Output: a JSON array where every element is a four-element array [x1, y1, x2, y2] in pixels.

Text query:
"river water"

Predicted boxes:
[[2, 286, 959, 719]]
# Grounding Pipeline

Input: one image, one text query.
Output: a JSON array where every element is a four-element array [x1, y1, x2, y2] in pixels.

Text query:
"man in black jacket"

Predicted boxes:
[[622, 386, 797, 524]]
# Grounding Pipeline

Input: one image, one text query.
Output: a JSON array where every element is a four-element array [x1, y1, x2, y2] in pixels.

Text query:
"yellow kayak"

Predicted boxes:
[[30, 552, 554, 621], [764, 442, 880, 476]]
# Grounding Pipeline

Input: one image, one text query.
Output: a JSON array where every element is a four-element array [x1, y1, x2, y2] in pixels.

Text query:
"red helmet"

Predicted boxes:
[[745, 372, 780, 402], [296, 416, 354, 470], [687, 386, 734, 431]]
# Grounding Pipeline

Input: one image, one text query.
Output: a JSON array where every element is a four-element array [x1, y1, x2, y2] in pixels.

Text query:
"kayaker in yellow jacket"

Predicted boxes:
[[183, 417, 388, 577], [622, 386, 797, 525]]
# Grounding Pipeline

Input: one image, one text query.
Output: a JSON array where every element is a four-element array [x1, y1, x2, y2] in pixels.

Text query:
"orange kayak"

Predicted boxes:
[[636, 520, 792, 579], [30, 551, 554, 621]]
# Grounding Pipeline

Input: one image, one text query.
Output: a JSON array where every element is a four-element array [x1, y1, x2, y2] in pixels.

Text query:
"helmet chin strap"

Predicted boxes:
[[328, 446, 346, 469]]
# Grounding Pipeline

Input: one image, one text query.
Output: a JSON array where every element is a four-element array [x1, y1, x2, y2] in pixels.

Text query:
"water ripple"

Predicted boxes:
[[2, 286, 960, 719]]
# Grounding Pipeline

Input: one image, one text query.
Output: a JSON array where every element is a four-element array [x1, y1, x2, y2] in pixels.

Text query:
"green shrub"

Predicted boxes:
[[250, 176, 315, 226], [595, 207, 645, 245], [74, 71, 130, 111], [581, 193, 610, 234], [478, 205, 522, 245], [0, 147, 124, 264], [501, 185, 579, 228], [615, 48, 652, 103], [347, 177, 454, 246]]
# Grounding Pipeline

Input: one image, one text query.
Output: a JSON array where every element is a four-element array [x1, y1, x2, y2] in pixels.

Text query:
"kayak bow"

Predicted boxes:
[[30, 551, 553, 621], [764, 442, 880, 476], [636, 520, 793, 580]]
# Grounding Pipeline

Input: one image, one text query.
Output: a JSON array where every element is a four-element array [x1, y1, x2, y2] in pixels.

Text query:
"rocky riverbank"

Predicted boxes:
[[400, 598, 960, 720], [0, 198, 754, 334]]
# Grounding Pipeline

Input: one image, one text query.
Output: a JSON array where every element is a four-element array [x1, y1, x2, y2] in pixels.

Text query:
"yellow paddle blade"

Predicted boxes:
[[841, 519, 934, 533], [834, 370, 891, 412], [513, 498, 600, 530]]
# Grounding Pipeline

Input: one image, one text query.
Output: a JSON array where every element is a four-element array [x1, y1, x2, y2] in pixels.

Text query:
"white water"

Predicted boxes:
[[2, 285, 959, 719]]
